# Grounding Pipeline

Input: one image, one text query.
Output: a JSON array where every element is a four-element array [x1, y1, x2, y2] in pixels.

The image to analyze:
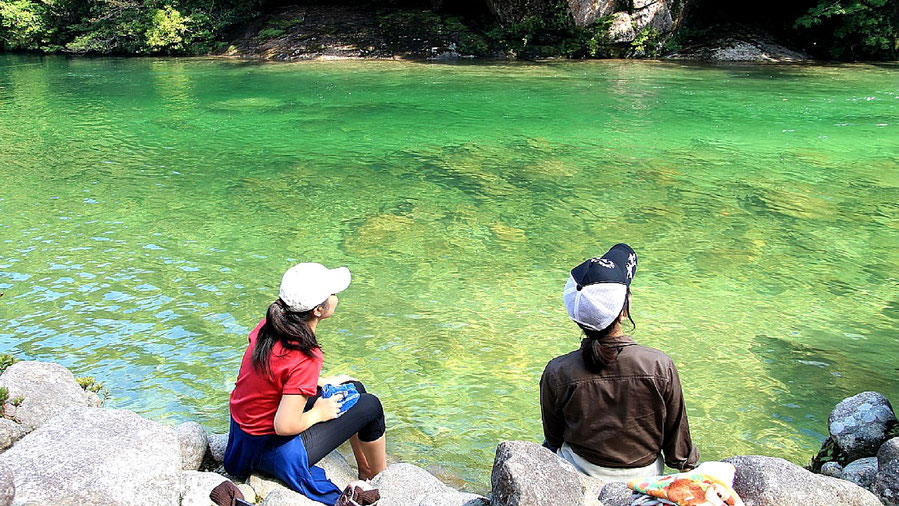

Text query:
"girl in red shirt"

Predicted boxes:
[[224, 263, 387, 504]]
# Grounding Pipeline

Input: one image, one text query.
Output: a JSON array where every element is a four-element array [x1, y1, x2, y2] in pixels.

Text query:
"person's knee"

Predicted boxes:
[[347, 380, 367, 394], [354, 393, 385, 442]]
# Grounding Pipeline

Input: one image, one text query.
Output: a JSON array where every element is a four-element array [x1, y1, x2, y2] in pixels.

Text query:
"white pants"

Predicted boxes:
[[559, 443, 664, 482]]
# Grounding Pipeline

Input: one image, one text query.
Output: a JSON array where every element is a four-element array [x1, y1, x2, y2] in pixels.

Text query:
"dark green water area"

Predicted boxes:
[[1, 54, 897, 489]]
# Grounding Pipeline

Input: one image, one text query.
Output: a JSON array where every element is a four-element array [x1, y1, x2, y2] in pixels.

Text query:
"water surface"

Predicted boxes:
[[1, 55, 897, 489]]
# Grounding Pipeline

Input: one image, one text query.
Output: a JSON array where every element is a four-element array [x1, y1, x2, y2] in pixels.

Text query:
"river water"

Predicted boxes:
[[0, 55, 897, 489]]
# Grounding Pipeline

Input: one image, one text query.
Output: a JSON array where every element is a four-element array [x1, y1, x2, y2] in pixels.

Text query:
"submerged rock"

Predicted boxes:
[[724, 455, 881, 505], [0, 407, 182, 505], [830, 392, 896, 462], [490, 441, 584, 506]]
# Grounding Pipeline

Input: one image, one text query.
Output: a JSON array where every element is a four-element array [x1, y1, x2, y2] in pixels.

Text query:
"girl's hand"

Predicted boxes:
[[319, 374, 357, 386], [313, 395, 342, 422]]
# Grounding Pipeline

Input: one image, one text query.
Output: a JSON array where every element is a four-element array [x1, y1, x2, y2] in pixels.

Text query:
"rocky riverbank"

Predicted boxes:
[[0, 357, 897, 505], [218, 3, 810, 62]]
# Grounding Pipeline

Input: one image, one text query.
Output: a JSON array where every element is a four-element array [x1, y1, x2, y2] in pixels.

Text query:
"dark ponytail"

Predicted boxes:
[[252, 298, 326, 377], [580, 288, 635, 373]]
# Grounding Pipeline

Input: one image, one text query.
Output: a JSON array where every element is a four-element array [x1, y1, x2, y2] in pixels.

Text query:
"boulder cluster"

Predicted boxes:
[[0, 360, 897, 505]]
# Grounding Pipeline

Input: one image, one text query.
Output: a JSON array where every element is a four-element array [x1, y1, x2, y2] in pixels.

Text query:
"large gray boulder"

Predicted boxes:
[[177, 422, 209, 471], [417, 490, 489, 506], [0, 419, 27, 452], [490, 441, 584, 506], [829, 391, 896, 461], [607, 12, 636, 43], [842, 457, 878, 491], [0, 462, 13, 506], [724, 455, 881, 505], [318, 450, 356, 490], [370, 463, 449, 506], [631, 0, 674, 34], [261, 487, 326, 505], [0, 361, 95, 430], [875, 460, 899, 506], [879, 437, 899, 468], [568, 0, 616, 27], [181, 471, 233, 506], [0, 407, 182, 505]]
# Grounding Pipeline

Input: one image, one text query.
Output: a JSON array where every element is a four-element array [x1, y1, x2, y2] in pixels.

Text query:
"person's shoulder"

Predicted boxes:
[[542, 350, 581, 379], [631, 344, 675, 364]]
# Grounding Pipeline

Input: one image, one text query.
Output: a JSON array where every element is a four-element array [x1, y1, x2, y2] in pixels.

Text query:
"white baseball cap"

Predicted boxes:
[[563, 244, 637, 331], [279, 263, 351, 312]]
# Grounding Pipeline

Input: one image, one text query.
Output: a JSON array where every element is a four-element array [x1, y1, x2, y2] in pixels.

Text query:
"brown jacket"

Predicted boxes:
[[540, 335, 699, 470]]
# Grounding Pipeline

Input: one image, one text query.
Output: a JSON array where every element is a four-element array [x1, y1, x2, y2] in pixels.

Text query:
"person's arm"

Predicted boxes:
[[661, 361, 699, 470], [539, 366, 565, 451], [272, 393, 341, 436]]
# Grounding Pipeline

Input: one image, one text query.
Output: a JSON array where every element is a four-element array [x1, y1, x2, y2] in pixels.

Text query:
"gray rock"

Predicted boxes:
[[249, 472, 291, 500], [0, 418, 28, 452], [0, 361, 93, 430], [181, 471, 232, 506], [0, 407, 182, 505], [607, 12, 636, 44], [371, 463, 449, 506], [417, 490, 489, 506], [238, 483, 257, 503], [724, 455, 881, 505], [829, 392, 896, 461], [0, 463, 13, 506], [631, 0, 673, 34], [177, 422, 209, 471], [567, 0, 617, 27], [209, 432, 229, 463], [879, 437, 899, 469], [490, 441, 584, 506], [821, 461, 844, 478], [318, 450, 356, 490], [843, 457, 879, 491], [875, 460, 899, 506], [83, 390, 104, 407], [261, 487, 328, 505], [577, 473, 606, 506], [598, 481, 631, 506]]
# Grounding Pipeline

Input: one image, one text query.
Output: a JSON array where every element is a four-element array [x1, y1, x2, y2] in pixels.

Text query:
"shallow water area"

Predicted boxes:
[[1, 55, 898, 490]]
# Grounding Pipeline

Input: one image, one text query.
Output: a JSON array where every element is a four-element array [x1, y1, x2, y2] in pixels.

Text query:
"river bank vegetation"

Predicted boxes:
[[0, 0, 896, 60]]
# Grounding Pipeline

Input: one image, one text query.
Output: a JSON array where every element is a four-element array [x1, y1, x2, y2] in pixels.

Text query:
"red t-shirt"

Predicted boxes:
[[229, 319, 323, 435]]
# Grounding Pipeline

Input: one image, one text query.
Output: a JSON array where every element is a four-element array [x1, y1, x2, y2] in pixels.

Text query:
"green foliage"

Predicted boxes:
[[2, 0, 259, 54], [0, 354, 16, 375], [10, 396, 23, 407], [796, 0, 898, 60], [630, 26, 661, 57], [255, 27, 284, 41], [0, 386, 7, 417], [378, 9, 489, 56], [76, 375, 108, 399]]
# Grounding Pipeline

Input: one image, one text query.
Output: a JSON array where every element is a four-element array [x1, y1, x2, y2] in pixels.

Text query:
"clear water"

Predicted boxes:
[[1, 55, 897, 490]]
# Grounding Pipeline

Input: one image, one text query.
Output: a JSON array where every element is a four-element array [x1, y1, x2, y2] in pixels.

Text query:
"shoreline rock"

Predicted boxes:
[[1, 359, 897, 505]]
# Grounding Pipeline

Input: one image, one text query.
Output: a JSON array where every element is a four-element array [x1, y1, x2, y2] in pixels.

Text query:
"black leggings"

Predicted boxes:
[[299, 381, 386, 466]]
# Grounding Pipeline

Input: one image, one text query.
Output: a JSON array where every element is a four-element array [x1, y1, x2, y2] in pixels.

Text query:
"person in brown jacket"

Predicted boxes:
[[540, 243, 699, 482]]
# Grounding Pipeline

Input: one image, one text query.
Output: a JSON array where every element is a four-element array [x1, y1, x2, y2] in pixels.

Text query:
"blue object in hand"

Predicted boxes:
[[321, 383, 360, 416]]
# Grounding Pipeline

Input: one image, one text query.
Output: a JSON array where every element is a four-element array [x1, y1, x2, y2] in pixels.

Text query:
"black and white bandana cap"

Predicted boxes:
[[562, 243, 637, 331]]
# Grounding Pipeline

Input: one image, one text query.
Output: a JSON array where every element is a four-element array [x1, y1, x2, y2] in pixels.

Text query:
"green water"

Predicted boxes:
[[1, 54, 898, 489]]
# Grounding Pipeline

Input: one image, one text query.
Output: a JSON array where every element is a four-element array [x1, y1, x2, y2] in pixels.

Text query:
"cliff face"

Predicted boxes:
[[485, 0, 690, 45]]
